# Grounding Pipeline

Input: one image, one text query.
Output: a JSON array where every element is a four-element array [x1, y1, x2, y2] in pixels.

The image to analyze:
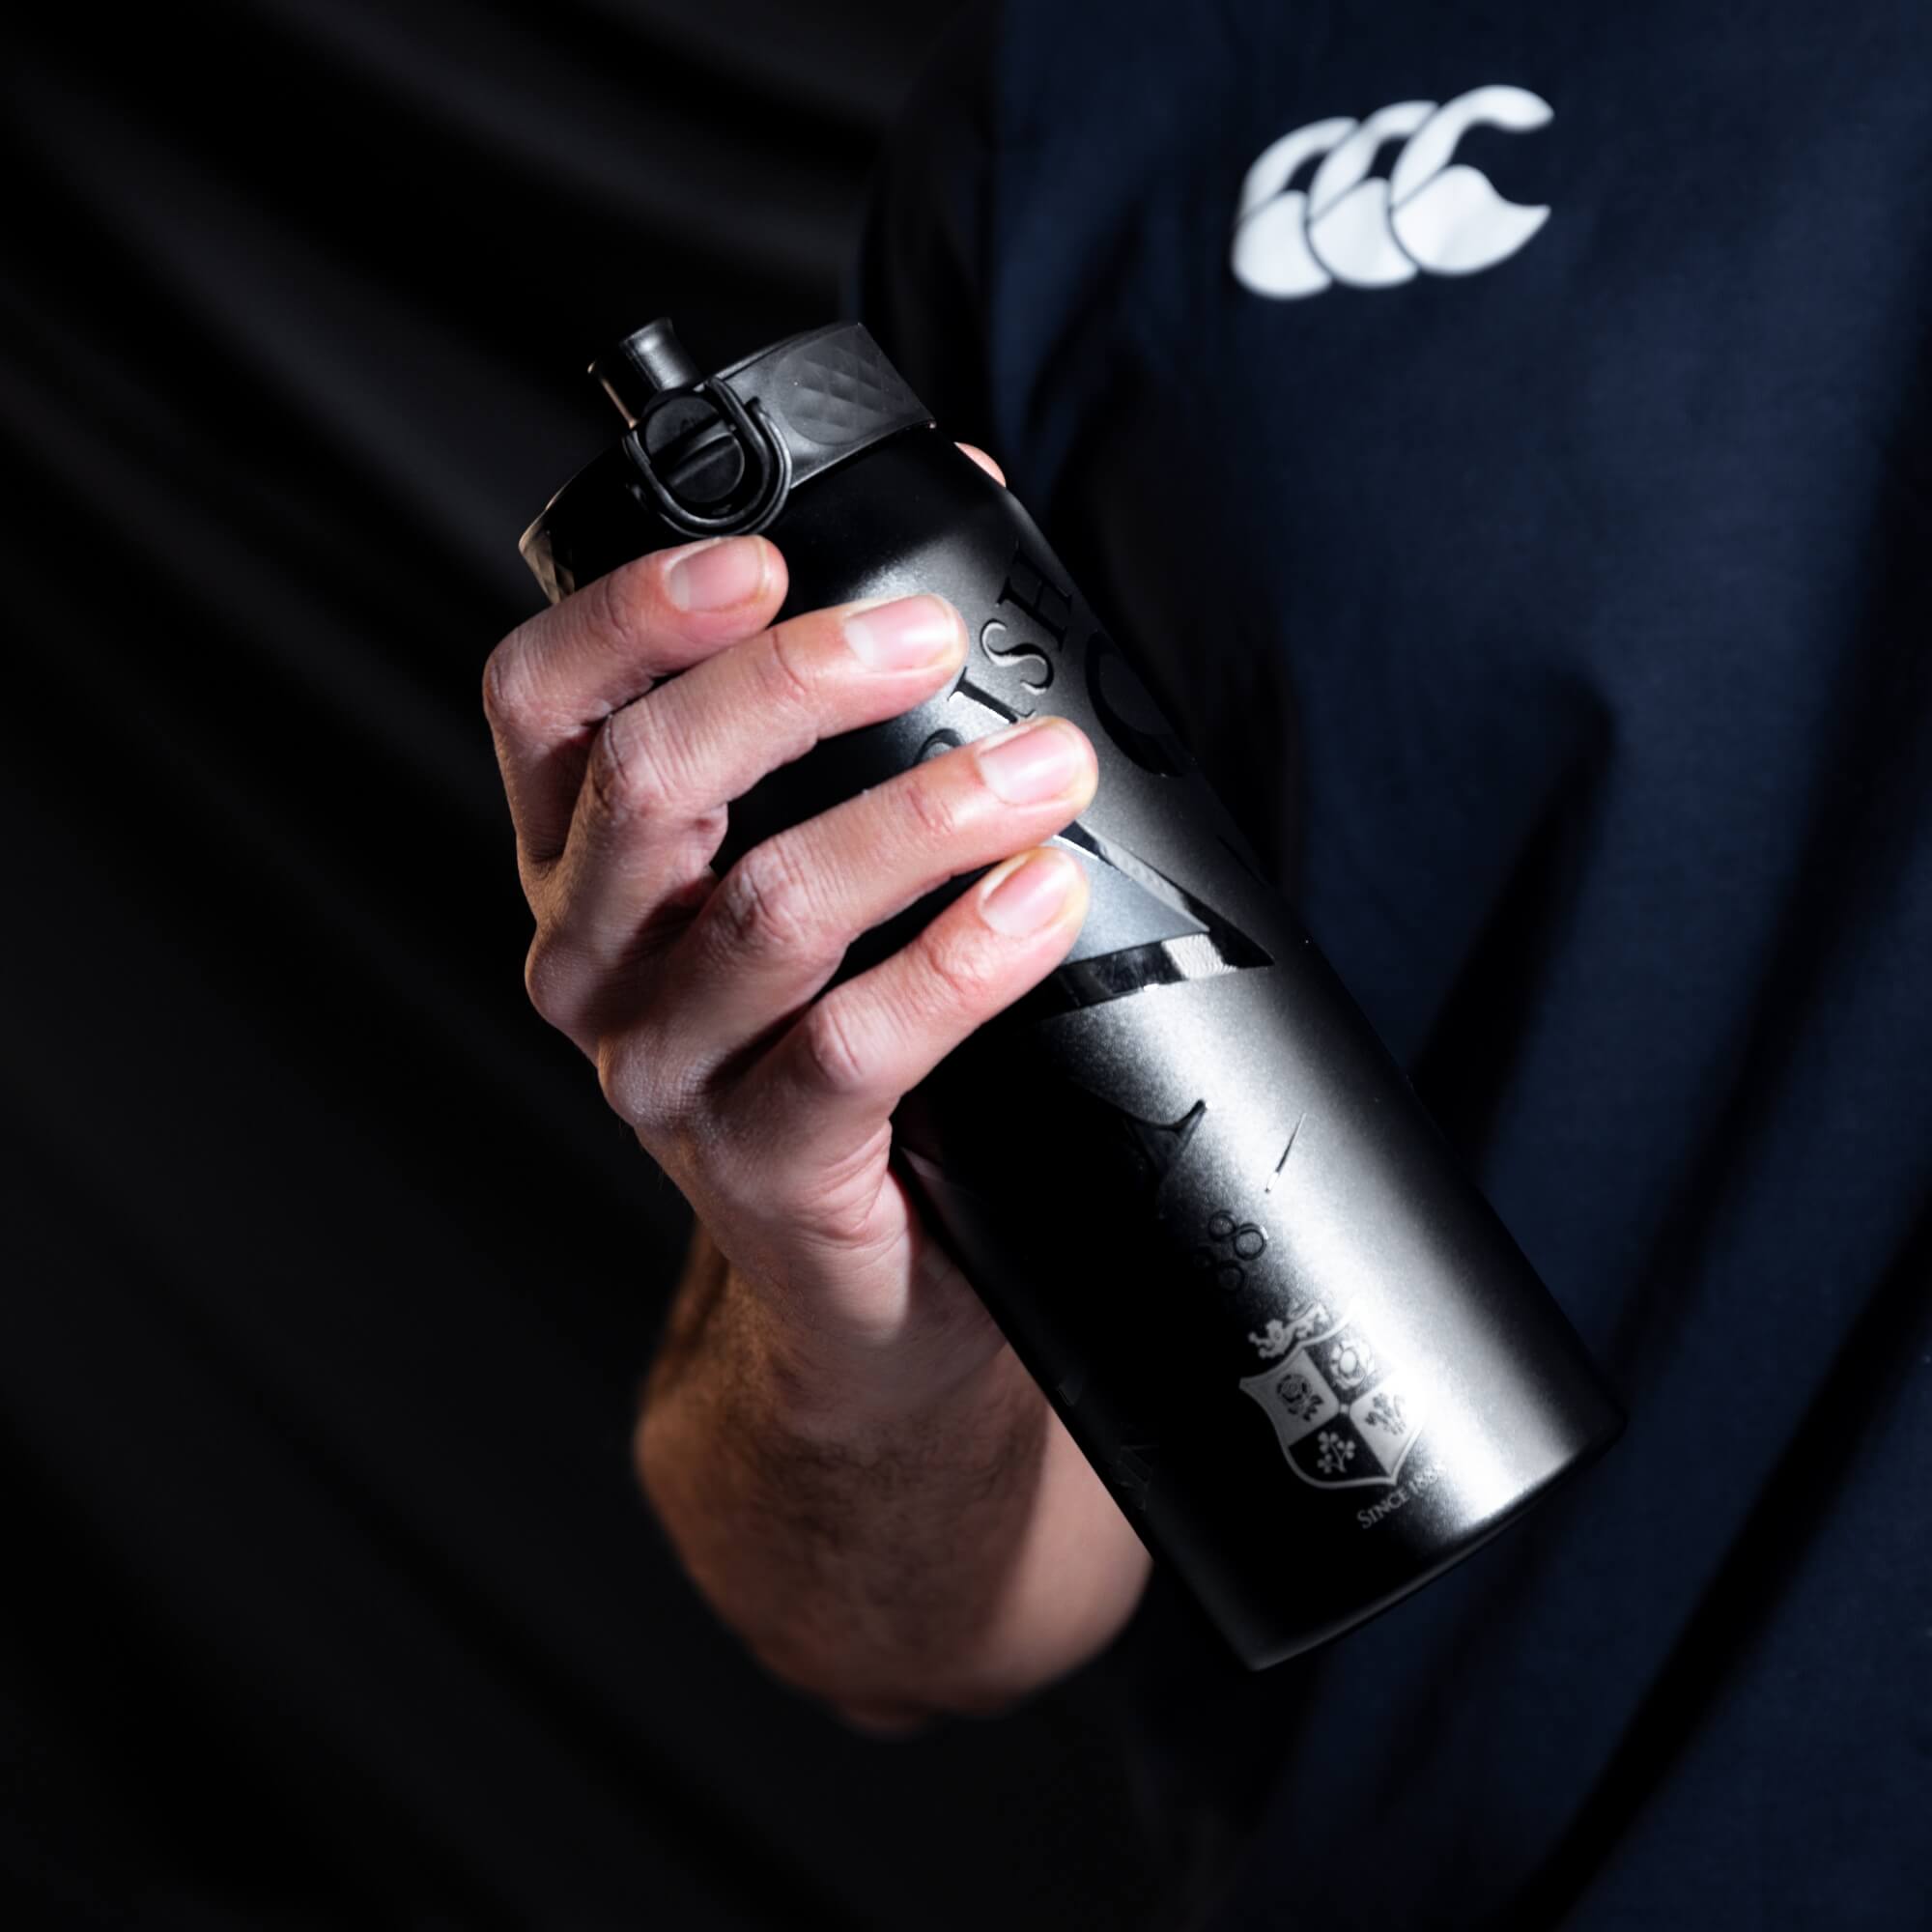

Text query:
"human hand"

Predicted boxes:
[[481, 442, 1096, 1420]]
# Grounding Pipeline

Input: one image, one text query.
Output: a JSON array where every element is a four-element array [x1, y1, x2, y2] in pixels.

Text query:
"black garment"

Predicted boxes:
[[851, 2, 1932, 1926]]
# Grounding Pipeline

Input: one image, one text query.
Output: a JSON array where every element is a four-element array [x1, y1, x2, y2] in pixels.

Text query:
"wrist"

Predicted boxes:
[[731, 1255, 1033, 1454], [714, 1237, 1024, 1450]]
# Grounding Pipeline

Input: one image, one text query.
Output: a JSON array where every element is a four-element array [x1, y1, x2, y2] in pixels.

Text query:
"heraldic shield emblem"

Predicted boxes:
[[1239, 1304, 1426, 1491]]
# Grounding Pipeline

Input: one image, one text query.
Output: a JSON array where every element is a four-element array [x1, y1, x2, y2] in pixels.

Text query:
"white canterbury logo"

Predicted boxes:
[[1232, 84, 1552, 299]]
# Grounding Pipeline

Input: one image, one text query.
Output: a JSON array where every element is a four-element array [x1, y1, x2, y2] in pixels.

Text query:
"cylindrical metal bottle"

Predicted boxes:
[[521, 319, 1623, 1669]]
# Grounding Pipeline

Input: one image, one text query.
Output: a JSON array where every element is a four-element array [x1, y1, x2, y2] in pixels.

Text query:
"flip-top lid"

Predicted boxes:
[[520, 317, 932, 603]]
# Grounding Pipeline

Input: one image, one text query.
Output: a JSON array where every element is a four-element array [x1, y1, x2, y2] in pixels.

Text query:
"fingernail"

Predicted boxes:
[[979, 847, 1079, 936], [665, 536, 769, 612], [976, 718, 1088, 804], [842, 594, 963, 669]]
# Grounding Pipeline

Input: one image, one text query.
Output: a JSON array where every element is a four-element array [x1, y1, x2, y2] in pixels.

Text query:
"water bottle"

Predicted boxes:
[[519, 317, 1624, 1669]]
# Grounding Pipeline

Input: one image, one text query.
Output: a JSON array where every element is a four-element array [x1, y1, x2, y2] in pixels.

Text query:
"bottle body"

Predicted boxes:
[[523, 329, 1623, 1668]]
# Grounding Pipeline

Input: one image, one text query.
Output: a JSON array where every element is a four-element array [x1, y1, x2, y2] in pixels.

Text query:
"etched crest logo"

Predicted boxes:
[[1240, 1299, 1425, 1490]]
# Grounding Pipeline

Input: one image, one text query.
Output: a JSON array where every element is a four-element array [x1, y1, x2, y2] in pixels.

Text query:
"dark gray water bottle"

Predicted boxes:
[[520, 317, 1623, 1669]]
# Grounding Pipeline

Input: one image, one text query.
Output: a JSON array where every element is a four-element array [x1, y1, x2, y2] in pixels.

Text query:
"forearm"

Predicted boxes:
[[635, 1219, 1151, 1725]]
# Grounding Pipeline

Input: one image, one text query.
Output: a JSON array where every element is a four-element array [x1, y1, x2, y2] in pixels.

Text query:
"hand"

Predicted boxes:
[[482, 441, 1096, 1409], [481, 445, 1151, 1717]]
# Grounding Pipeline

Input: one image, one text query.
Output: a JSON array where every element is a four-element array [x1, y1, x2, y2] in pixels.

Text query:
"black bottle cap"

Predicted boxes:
[[521, 319, 935, 601]]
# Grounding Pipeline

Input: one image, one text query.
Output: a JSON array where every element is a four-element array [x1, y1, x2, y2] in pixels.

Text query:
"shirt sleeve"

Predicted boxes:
[[841, 2, 1002, 458]]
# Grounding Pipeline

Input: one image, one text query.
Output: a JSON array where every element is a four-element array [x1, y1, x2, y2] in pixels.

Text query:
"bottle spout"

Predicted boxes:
[[589, 318, 701, 425]]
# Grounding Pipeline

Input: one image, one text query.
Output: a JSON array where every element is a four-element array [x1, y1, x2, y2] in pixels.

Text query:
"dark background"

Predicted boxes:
[[0, 3, 1168, 1923]]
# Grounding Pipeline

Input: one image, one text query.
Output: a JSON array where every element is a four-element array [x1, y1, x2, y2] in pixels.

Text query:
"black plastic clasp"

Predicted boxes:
[[621, 378, 792, 539]]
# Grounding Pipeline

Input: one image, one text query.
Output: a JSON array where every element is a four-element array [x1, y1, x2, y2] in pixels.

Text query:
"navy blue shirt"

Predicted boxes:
[[850, 4, 1932, 1924]]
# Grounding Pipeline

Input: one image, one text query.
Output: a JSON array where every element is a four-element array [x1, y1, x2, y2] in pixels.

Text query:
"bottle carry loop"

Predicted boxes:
[[622, 380, 793, 539]]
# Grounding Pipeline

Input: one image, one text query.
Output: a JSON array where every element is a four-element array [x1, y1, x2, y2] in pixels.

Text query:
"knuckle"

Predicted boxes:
[[758, 616, 823, 721], [584, 705, 681, 827], [596, 1028, 689, 1134], [480, 637, 535, 731], [706, 838, 825, 962], [792, 996, 872, 1098], [901, 762, 968, 847], [919, 919, 1005, 1015], [522, 926, 575, 1027], [594, 1037, 639, 1124], [575, 555, 657, 661]]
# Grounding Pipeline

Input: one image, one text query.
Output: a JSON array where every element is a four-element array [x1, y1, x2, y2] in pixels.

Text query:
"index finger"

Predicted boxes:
[[483, 439, 995, 877], [483, 534, 787, 877]]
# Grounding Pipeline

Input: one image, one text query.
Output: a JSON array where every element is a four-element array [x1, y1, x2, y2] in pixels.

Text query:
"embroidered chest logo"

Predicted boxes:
[[1232, 84, 1552, 299]]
